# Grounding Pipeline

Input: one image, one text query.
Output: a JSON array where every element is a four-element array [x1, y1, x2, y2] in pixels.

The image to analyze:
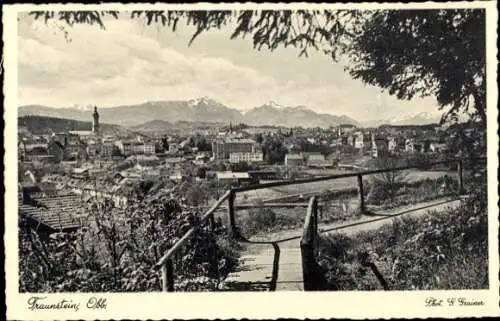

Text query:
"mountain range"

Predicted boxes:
[[362, 112, 442, 127], [18, 115, 133, 137], [18, 97, 441, 129]]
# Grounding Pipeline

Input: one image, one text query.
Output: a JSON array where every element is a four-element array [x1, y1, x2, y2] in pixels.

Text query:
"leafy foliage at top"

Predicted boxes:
[[28, 10, 358, 59], [346, 9, 486, 125], [28, 9, 486, 128]]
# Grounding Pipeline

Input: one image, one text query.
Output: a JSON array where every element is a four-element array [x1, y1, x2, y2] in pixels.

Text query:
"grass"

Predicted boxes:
[[232, 173, 461, 239], [365, 175, 460, 209], [237, 169, 451, 203], [236, 206, 305, 237], [317, 194, 488, 290]]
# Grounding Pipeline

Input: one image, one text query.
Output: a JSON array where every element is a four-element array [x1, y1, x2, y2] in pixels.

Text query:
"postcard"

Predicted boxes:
[[3, 1, 499, 319]]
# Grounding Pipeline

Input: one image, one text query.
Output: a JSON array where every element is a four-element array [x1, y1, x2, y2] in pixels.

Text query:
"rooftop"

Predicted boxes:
[[215, 171, 250, 179], [19, 193, 87, 230], [69, 130, 93, 136]]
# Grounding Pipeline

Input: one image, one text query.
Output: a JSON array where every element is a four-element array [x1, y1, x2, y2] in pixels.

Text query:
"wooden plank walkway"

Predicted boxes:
[[221, 196, 465, 291]]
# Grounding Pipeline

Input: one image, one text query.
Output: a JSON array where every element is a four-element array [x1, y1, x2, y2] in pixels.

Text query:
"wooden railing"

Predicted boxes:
[[155, 190, 231, 292], [300, 196, 321, 290], [156, 157, 485, 291], [226, 158, 471, 234]]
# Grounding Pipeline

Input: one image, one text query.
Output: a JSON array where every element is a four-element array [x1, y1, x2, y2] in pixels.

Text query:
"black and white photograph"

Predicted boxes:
[[3, 1, 499, 320]]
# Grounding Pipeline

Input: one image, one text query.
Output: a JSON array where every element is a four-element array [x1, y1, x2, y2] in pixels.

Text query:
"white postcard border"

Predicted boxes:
[[3, 2, 499, 320]]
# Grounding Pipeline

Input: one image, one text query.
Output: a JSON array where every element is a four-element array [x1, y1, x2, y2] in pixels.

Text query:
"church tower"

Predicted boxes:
[[92, 106, 100, 136]]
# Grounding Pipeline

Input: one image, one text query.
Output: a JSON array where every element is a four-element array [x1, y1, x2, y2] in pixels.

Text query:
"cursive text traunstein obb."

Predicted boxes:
[[27, 296, 80, 312]]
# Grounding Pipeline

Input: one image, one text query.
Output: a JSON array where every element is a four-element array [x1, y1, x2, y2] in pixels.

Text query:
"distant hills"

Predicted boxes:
[[18, 115, 132, 137], [130, 119, 226, 133], [19, 97, 359, 129], [361, 112, 442, 127], [18, 97, 442, 129], [242, 101, 360, 128]]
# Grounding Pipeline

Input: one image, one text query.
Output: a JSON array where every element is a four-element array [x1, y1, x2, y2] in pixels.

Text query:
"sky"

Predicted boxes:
[[17, 12, 443, 122]]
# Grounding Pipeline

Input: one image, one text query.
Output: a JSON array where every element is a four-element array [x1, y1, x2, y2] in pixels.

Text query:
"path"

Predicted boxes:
[[221, 196, 466, 291]]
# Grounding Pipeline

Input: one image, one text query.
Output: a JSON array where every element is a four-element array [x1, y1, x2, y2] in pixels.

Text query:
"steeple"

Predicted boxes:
[[92, 106, 100, 135]]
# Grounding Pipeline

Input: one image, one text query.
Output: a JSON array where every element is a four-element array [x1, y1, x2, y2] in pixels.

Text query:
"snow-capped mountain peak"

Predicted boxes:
[[268, 100, 286, 109]]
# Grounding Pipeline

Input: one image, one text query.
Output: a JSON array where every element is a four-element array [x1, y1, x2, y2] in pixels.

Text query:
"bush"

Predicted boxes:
[[317, 196, 488, 290], [19, 192, 241, 292], [367, 175, 459, 208], [239, 206, 300, 237]]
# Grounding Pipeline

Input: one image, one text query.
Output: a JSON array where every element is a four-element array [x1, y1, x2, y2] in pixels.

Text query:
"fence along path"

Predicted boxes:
[[222, 195, 466, 291], [156, 158, 483, 291]]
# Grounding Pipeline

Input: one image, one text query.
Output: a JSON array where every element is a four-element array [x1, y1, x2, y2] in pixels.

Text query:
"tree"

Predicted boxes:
[[262, 134, 287, 164], [161, 136, 169, 152], [367, 155, 408, 206], [254, 133, 264, 145], [346, 9, 486, 127], [111, 145, 122, 157], [29, 9, 486, 126]]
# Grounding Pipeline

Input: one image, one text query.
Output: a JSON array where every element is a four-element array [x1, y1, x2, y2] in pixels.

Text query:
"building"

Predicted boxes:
[[135, 155, 161, 169], [388, 137, 398, 153], [285, 153, 305, 166], [229, 152, 264, 164], [69, 130, 94, 139], [372, 135, 389, 158], [306, 153, 331, 167], [19, 142, 58, 163], [353, 132, 363, 149], [248, 170, 278, 182], [337, 124, 357, 136], [213, 171, 251, 184], [430, 143, 448, 153], [51, 132, 68, 146], [143, 142, 155, 154], [405, 138, 415, 153], [100, 141, 116, 157], [19, 192, 87, 236], [47, 140, 65, 162], [211, 138, 257, 160], [115, 140, 153, 156]]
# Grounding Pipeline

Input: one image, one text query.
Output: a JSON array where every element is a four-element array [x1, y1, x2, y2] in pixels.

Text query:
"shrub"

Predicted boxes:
[[238, 206, 301, 237], [19, 192, 241, 292], [317, 188, 488, 290]]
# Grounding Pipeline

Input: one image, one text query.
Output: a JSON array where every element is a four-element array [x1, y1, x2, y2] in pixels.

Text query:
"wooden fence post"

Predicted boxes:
[[301, 241, 316, 291], [313, 198, 319, 257], [161, 259, 174, 292], [227, 190, 236, 237], [357, 174, 365, 213], [208, 213, 216, 232], [302, 196, 320, 291], [458, 159, 464, 195], [161, 264, 167, 292]]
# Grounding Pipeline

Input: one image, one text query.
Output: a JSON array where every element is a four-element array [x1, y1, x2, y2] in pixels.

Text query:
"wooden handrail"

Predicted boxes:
[[156, 190, 231, 268], [300, 196, 320, 291], [231, 159, 464, 193], [155, 156, 485, 291], [301, 196, 318, 245]]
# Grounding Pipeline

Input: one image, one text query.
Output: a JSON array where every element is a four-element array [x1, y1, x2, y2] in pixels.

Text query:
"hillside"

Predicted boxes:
[[362, 112, 444, 127], [19, 98, 359, 129], [242, 102, 359, 127], [19, 98, 242, 127], [18, 115, 132, 137], [131, 119, 226, 134]]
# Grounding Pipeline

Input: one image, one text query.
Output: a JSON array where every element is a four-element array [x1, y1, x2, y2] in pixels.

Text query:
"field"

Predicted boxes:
[[237, 170, 454, 203]]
